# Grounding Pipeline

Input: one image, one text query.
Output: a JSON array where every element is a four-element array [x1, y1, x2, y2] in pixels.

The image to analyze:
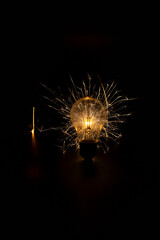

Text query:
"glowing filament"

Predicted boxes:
[[85, 117, 92, 129]]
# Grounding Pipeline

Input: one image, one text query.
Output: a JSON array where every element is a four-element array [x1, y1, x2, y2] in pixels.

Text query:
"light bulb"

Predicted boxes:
[[70, 97, 106, 144]]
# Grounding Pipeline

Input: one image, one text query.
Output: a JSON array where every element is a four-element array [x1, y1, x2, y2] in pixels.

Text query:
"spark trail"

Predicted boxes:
[[38, 75, 133, 152]]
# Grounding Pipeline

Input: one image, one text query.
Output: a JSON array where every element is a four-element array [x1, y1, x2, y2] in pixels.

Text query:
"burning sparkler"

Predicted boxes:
[[39, 74, 132, 153], [32, 107, 35, 135]]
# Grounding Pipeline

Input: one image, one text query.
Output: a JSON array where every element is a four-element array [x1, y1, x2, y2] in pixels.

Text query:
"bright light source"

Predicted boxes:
[[70, 97, 106, 143]]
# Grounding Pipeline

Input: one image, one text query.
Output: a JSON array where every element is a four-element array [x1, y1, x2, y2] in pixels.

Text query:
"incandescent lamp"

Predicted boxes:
[[70, 97, 106, 160]]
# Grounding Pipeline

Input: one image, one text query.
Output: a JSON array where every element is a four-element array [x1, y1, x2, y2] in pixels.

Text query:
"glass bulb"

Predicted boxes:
[[70, 97, 106, 143]]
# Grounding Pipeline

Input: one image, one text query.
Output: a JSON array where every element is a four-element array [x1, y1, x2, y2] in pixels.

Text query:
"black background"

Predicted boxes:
[[2, 11, 156, 238]]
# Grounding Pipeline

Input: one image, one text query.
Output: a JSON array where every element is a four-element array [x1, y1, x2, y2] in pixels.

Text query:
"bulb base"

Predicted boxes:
[[80, 140, 97, 161]]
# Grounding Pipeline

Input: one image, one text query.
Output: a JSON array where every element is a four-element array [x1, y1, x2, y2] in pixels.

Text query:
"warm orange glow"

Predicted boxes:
[[31, 129, 36, 146], [85, 117, 92, 129], [70, 97, 106, 142]]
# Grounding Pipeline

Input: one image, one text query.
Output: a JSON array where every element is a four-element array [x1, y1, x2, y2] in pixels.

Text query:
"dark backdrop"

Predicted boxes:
[[2, 15, 155, 238]]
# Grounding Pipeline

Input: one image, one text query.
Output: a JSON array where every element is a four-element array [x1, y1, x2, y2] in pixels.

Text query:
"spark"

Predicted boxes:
[[40, 75, 132, 151]]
